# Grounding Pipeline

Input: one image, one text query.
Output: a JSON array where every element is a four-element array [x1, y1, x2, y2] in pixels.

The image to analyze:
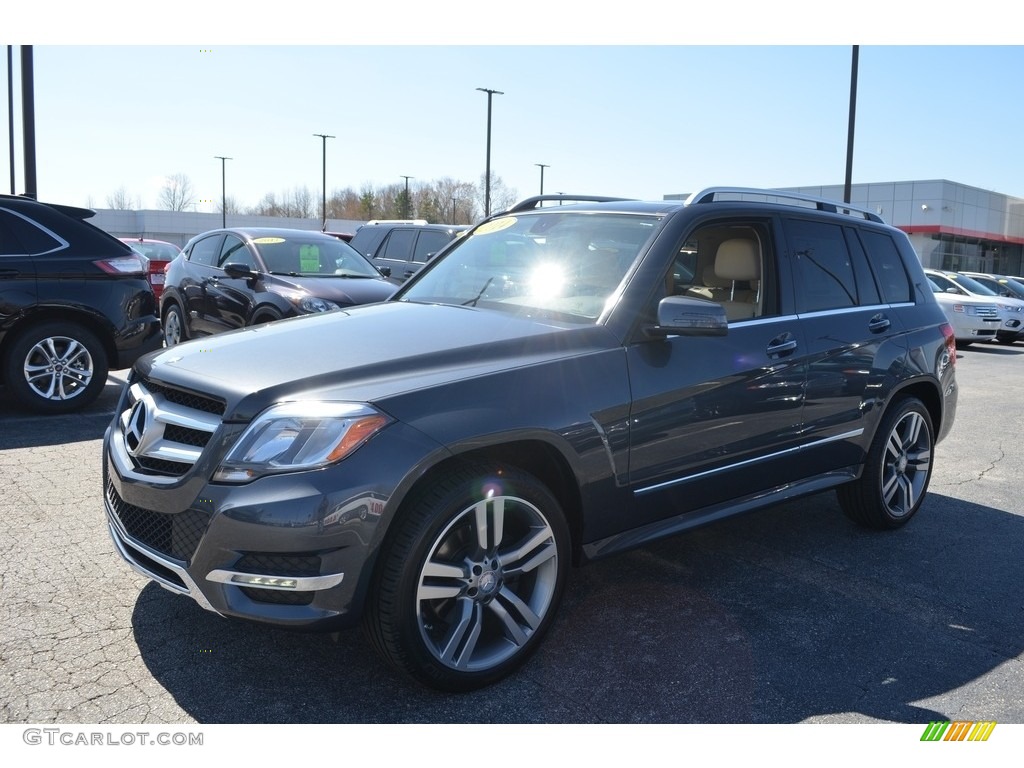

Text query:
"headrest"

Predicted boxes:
[[715, 239, 761, 282], [702, 265, 732, 288]]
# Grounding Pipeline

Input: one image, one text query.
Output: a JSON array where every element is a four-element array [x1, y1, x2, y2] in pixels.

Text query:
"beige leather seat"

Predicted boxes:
[[714, 239, 761, 321], [686, 266, 733, 303]]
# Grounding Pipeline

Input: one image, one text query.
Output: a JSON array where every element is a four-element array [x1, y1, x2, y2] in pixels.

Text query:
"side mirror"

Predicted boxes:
[[378, 266, 392, 278], [645, 295, 728, 338], [223, 263, 258, 279]]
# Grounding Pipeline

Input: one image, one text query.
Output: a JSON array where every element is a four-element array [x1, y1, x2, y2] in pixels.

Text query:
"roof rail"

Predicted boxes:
[[685, 187, 884, 223], [496, 194, 637, 217], [365, 218, 428, 226]]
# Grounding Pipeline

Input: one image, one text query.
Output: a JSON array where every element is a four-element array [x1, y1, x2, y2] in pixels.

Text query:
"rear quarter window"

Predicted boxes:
[[0, 209, 66, 255], [858, 229, 913, 304]]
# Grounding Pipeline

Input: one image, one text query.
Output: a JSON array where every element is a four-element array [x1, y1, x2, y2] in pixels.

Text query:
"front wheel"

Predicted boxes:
[[365, 464, 570, 691], [162, 303, 187, 346], [838, 397, 934, 530]]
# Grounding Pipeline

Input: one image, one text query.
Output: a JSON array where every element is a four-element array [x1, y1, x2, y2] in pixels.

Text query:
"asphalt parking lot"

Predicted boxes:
[[2, 345, 1024, 725]]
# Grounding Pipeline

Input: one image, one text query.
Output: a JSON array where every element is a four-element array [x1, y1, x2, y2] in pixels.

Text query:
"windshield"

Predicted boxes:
[[396, 212, 659, 321], [994, 278, 1024, 299], [950, 273, 997, 296], [253, 235, 381, 278]]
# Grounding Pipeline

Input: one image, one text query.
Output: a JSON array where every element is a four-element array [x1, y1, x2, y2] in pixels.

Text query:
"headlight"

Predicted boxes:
[[298, 296, 340, 313], [213, 402, 391, 483]]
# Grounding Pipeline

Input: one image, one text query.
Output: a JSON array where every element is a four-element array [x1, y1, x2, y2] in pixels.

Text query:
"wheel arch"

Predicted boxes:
[[247, 304, 284, 325], [886, 378, 944, 440], [0, 306, 117, 373], [353, 438, 585, 623]]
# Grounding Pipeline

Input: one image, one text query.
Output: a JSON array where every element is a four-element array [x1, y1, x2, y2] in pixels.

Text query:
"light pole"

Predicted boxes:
[[476, 87, 503, 216], [214, 156, 231, 227], [314, 133, 335, 230], [535, 163, 549, 195], [843, 45, 859, 205], [400, 175, 413, 219]]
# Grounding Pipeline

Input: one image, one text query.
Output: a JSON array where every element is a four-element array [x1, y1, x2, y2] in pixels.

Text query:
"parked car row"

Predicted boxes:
[[924, 268, 1024, 347]]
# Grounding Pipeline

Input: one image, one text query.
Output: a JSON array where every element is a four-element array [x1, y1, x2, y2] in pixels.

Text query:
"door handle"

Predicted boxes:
[[868, 313, 890, 333], [766, 332, 798, 358]]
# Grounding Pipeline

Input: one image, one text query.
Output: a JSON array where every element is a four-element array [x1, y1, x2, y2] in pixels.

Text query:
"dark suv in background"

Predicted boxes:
[[1, 195, 161, 413], [104, 189, 957, 691], [348, 220, 469, 281]]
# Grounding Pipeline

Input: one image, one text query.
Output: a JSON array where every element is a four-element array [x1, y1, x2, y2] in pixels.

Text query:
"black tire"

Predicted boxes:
[[837, 397, 934, 530], [162, 302, 187, 347], [3, 322, 108, 414], [364, 463, 570, 691]]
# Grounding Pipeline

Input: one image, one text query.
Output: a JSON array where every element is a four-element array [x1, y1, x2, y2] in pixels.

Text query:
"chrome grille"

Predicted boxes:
[[117, 379, 223, 479]]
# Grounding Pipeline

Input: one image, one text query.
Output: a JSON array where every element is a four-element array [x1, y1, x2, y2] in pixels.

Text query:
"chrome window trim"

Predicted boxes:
[[0, 206, 70, 255]]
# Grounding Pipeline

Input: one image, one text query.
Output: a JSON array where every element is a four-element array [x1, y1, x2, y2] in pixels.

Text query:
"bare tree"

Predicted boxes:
[[248, 193, 282, 217], [158, 173, 195, 212], [430, 177, 478, 223], [217, 196, 242, 215], [106, 186, 138, 210], [327, 188, 363, 220], [284, 186, 315, 219], [477, 172, 517, 217]]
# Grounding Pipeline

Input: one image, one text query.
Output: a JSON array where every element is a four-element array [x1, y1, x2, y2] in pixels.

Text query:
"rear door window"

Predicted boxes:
[[785, 219, 858, 313], [414, 231, 452, 263], [381, 229, 417, 262]]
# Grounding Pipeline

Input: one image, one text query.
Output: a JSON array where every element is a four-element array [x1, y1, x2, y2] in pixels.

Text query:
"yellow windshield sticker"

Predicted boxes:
[[252, 237, 286, 244], [474, 217, 517, 235]]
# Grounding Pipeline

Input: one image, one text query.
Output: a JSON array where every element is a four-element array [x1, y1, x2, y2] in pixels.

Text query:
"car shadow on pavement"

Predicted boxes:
[[0, 374, 127, 447], [131, 491, 1024, 724]]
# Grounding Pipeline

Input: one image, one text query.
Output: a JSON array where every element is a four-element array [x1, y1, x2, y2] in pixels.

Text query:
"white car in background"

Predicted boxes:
[[925, 275, 999, 346], [925, 269, 1024, 345]]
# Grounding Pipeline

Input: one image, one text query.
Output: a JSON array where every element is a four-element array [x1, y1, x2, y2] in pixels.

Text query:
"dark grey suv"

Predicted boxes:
[[103, 189, 957, 691], [348, 220, 469, 281]]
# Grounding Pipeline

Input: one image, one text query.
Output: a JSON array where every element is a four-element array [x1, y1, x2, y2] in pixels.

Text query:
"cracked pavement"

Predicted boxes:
[[2, 347, 1024, 725]]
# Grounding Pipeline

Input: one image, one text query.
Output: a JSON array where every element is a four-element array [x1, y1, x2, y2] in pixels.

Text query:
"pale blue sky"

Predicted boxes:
[[5, 15, 1023, 215]]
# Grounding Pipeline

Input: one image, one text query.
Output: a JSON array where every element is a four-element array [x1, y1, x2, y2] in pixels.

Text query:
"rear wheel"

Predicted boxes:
[[3, 322, 108, 414], [364, 463, 570, 691], [838, 397, 934, 530]]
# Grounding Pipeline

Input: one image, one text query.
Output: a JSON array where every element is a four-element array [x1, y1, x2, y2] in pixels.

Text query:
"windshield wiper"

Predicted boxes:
[[462, 278, 493, 307]]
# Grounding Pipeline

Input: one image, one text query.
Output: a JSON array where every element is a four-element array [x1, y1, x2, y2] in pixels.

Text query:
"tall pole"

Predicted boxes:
[[476, 87, 503, 217], [535, 163, 549, 195], [314, 133, 334, 230], [20, 45, 35, 199], [7, 46, 14, 194], [400, 175, 413, 219], [844, 45, 859, 205], [215, 156, 231, 228]]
